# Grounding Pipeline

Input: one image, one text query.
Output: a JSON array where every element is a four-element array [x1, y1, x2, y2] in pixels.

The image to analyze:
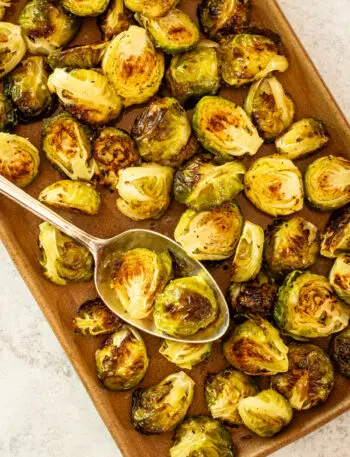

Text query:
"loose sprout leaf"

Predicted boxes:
[[330, 326, 350, 378], [62, 0, 110, 17], [321, 204, 350, 258], [98, 0, 131, 40], [125, 0, 179, 18], [0, 23, 26, 78], [73, 298, 123, 336], [329, 253, 350, 305], [159, 340, 212, 369]]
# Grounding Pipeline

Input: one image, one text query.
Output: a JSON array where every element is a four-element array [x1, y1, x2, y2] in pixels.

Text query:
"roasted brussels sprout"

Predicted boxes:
[[125, 0, 179, 18], [244, 76, 295, 141], [47, 42, 107, 70], [238, 389, 293, 437], [95, 325, 149, 390], [270, 343, 334, 410], [198, 0, 250, 39], [321, 205, 350, 258], [264, 217, 320, 277], [0, 23, 26, 78], [223, 317, 289, 376], [132, 371, 194, 435], [192, 96, 263, 160], [93, 127, 140, 189], [48, 68, 123, 126], [330, 326, 350, 378], [275, 118, 329, 160], [229, 272, 277, 319], [165, 41, 221, 104], [4, 56, 54, 121], [0, 94, 17, 132], [0, 133, 40, 187], [116, 163, 174, 221], [244, 155, 304, 216], [39, 180, 101, 214], [102, 26, 164, 107], [99, 0, 131, 40], [174, 202, 243, 261], [131, 97, 191, 167], [304, 155, 350, 211], [136, 9, 199, 54], [221, 30, 289, 88], [275, 271, 349, 339], [159, 340, 212, 369], [18, 0, 80, 55], [73, 298, 122, 336], [39, 222, 93, 285], [154, 276, 218, 337], [110, 248, 172, 319], [205, 368, 259, 426], [42, 113, 95, 181], [170, 416, 235, 457], [62, 0, 109, 16], [174, 154, 245, 211], [330, 254, 350, 305], [0, 1, 11, 20], [231, 221, 264, 283]]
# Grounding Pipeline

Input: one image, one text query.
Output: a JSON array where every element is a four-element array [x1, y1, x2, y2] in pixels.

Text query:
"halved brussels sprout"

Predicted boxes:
[[330, 326, 350, 378], [198, 0, 251, 39], [0, 133, 40, 187], [95, 325, 148, 390], [165, 41, 221, 104], [93, 127, 140, 189], [110, 248, 172, 319], [73, 298, 122, 336], [102, 26, 164, 107], [223, 317, 289, 376], [238, 389, 293, 437], [221, 30, 289, 87], [125, 0, 179, 18], [116, 163, 174, 221], [132, 371, 194, 435], [192, 96, 263, 160], [275, 118, 329, 160], [154, 276, 218, 337], [321, 205, 350, 258], [174, 154, 245, 211], [231, 221, 264, 283], [270, 343, 334, 410], [4, 56, 54, 121], [174, 202, 243, 261], [229, 272, 277, 319], [0, 94, 17, 132], [62, 0, 109, 16], [264, 217, 320, 277], [39, 180, 101, 214], [47, 42, 107, 70], [0, 23, 26, 78], [244, 76, 295, 141], [329, 254, 350, 305], [244, 155, 304, 216], [39, 222, 93, 285], [159, 340, 212, 369], [99, 0, 131, 40], [205, 368, 259, 426], [131, 97, 191, 167], [42, 113, 95, 181], [275, 270, 349, 339], [304, 155, 350, 211], [0, 1, 11, 20], [18, 0, 80, 56], [170, 416, 235, 457], [135, 9, 199, 54], [48, 68, 123, 126]]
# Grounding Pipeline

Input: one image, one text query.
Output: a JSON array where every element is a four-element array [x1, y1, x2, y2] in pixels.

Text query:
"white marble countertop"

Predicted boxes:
[[1, 1, 350, 456]]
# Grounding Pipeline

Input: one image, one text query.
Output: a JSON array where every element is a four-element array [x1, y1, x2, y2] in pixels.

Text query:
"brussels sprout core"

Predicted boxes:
[[0, 23, 26, 78], [330, 327, 350, 378], [321, 205, 350, 258], [159, 340, 212, 369]]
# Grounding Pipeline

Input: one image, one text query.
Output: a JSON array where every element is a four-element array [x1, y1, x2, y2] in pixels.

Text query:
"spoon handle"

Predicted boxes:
[[0, 176, 101, 254]]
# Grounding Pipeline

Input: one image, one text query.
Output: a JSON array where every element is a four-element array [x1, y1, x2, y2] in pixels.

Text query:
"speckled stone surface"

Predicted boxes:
[[0, 1, 349, 456]]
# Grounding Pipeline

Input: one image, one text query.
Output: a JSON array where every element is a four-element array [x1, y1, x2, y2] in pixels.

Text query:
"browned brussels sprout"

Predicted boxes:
[[330, 326, 350, 378], [63, 0, 109, 16], [329, 254, 350, 305], [0, 93, 17, 132], [125, 0, 179, 18], [95, 325, 149, 390], [73, 298, 122, 336], [321, 204, 350, 258], [47, 42, 108, 70], [198, 0, 251, 39], [99, 0, 131, 40], [0, 23, 26, 78], [132, 371, 194, 434], [270, 343, 334, 410]]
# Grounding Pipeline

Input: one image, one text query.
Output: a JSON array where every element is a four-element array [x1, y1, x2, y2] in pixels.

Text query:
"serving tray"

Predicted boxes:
[[1, 1, 349, 456]]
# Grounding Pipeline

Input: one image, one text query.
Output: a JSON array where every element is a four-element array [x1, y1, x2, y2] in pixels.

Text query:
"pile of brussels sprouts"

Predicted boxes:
[[0, 0, 350, 454]]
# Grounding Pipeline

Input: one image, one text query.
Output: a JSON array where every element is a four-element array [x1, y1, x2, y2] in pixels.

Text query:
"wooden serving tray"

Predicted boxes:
[[1, 1, 349, 456]]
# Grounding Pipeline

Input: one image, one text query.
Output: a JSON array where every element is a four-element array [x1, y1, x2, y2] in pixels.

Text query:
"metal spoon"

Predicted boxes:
[[0, 175, 230, 343]]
